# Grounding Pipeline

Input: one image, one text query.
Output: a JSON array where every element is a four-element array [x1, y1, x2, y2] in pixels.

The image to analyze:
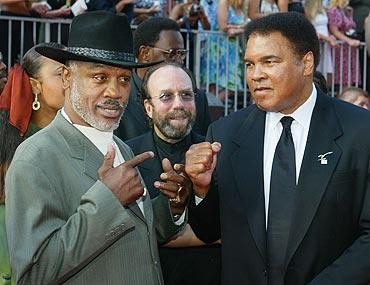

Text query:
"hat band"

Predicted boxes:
[[68, 47, 135, 62]]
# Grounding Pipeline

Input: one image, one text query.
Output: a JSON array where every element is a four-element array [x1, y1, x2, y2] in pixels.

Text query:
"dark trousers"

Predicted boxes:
[[159, 244, 221, 285]]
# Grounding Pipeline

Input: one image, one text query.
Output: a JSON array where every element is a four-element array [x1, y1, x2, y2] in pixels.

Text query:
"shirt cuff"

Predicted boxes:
[[174, 208, 187, 225]]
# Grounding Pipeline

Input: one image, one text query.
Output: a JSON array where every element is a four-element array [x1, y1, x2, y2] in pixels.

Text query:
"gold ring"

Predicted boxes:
[[169, 186, 183, 203]]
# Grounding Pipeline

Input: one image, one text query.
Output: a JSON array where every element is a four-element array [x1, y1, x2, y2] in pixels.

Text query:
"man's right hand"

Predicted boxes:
[[98, 145, 154, 206], [185, 142, 221, 198]]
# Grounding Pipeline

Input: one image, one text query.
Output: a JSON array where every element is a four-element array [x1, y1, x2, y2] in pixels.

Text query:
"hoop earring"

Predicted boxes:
[[32, 93, 41, 111]]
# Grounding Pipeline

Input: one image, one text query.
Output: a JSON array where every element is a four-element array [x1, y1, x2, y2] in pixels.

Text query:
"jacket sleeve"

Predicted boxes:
[[5, 160, 135, 285]]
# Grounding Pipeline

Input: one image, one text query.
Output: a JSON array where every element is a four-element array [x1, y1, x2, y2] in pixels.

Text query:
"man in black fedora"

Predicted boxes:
[[5, 11, 187, 285]]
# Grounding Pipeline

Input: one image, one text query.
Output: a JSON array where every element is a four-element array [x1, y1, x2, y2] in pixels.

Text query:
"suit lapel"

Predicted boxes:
[[231, 107, 267, 262], [53, 112, 104, 182], [285, 92, 343, 266]]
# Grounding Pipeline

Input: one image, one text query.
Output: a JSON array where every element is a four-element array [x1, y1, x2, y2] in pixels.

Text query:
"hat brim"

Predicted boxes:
[[35, 46, 159, 69]]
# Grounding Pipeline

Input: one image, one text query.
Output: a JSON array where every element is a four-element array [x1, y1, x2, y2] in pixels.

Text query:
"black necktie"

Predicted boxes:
[[267, 116, 296, 285]]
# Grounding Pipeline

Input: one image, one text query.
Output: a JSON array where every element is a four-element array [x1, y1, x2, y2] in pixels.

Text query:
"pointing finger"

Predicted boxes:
[[125, 151, 154, 168]]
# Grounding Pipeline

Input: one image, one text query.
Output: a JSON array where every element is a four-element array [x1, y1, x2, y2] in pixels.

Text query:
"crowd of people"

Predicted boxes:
[[0, 2, 370, 285]]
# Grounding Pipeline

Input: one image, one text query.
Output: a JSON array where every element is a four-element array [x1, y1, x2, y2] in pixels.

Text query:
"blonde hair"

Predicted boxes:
[[328, 0, 349, 9], [305, 0, 324, 20], [229, 0, 245, 11]]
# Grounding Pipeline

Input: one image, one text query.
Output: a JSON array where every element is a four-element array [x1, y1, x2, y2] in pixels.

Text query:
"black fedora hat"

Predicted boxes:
[[36, 11, 155, 69]]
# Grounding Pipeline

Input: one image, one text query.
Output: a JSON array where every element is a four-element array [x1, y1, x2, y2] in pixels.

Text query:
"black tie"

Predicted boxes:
[[267, 116, 296, 285]]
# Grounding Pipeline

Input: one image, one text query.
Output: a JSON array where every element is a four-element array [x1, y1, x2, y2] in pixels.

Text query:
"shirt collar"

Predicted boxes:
[[61, 108, 114, 147], [267, 84, 317, 130]]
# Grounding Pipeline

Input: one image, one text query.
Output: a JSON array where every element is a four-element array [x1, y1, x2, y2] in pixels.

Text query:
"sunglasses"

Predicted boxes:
[[149, 90, 196, 104], [150, 47, 189, 61]]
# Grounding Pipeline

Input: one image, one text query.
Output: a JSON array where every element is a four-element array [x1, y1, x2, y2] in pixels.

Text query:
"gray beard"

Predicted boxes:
[[69, 81, 126, 132], [153, 109, 195, 140]]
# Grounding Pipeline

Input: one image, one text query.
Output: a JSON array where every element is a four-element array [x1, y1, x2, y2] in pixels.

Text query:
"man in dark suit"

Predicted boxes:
[[185, 12, 370, 285], [114, 17, 211, 141], [126, 62, 221, 285]]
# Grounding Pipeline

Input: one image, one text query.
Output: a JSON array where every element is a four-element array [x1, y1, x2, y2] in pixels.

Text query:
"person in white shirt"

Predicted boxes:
[[5, 11, 186, 285], [185, 12, 370, 285]]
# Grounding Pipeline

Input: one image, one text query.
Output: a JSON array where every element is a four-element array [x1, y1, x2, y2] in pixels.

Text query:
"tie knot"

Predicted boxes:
[[280, 116, 294, 129]]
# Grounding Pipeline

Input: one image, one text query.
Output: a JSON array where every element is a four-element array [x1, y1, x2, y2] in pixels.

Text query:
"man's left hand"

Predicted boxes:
[[154, 158, 192, 215]]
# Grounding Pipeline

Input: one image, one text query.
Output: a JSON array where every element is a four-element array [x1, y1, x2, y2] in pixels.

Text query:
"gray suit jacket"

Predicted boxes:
[[5, 113, 181, 285]]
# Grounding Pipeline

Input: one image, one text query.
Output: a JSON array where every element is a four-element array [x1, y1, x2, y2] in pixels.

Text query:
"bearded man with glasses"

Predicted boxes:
[[126, 62, 221, 285], [114, 17, 211, 141]]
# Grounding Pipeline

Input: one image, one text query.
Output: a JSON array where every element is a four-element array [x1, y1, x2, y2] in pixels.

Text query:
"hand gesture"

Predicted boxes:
[[348, 38, 360, 47], [98, 145, 154, 206], [32, 3, 50, 16], [329, 35, 338, 47], [154, 159, 192, 215], [185, 142, 221, 198]]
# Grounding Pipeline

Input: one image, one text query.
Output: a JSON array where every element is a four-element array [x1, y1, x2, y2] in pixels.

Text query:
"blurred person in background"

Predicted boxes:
[[248, 0, 287, 19], [0, 0, 50, 66], [0, 42, 66, 285], [305, 0, 337, 86], [328, 0, 362, 87], [207, 0, 249, 101], [87, 0, 135, 22], [170, 0, 210, 74], [337, 86, 370, 109], [170, 0, 210, 30], [132, 0, 162, 25]]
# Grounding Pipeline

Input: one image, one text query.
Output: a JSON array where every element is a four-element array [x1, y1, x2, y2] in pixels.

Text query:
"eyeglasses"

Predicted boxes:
[[149, 90, 196, 104], [150, 47, 189, 61]]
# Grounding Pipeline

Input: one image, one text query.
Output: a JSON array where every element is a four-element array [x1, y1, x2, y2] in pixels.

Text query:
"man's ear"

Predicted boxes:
[[302, 51, 315, 76], [138, 45, 151, 62], [29, 77, 41, 95], [144, 99, 153, 119], [61, 66, 71, 89]]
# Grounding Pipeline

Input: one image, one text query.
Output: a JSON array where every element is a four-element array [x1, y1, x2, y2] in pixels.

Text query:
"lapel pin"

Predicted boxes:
[[318, 152, 333, 165]]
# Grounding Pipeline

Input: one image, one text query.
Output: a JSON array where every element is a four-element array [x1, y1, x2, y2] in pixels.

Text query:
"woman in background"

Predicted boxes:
[[327, 0, 361, 86], [305, 0, 337, 86], [0, 42, 66, 285]]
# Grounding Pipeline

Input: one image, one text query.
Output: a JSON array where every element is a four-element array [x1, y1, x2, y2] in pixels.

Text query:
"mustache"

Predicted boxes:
[[97, 99, 127, 109], [166, 109, 192, 119]]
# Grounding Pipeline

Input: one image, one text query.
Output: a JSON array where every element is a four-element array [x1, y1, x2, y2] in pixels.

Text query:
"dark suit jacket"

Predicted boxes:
[[126, 131, 221, 285], [115, 71, 211, 141], [190, 90, 370, 285]]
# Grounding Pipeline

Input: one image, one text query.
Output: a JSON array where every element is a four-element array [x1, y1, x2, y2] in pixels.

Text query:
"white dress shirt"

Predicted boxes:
[[263, 84, 317, 227], [61, 108, 145, 215]]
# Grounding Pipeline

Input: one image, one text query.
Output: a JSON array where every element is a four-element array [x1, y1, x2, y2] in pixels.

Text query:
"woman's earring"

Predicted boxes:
[[32, 93, 41, 111]]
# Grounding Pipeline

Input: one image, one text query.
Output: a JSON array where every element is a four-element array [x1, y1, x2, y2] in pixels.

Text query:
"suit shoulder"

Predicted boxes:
[[124, 132, 151, 155], [332, 98, 370, 130], [211, 105, 257, 131], [12, 124, 63, 162], [192, 131, 205, 144]]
